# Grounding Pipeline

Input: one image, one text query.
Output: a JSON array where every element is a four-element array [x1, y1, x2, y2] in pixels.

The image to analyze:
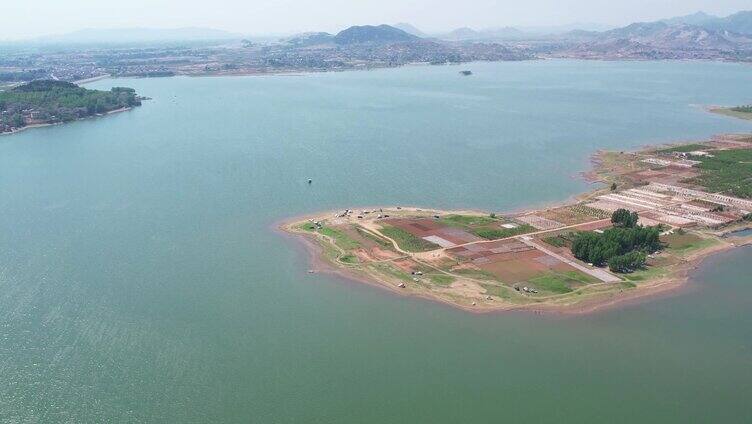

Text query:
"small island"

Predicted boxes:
[[0, 80, 142, 134], [282, 134, 752, 313]]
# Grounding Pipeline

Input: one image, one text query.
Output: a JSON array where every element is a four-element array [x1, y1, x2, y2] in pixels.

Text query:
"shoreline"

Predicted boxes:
[[707, 105, 752, 121], [62, 58, 752, 84], [277, 208, 749, 316], [0, 106, 133, 137], [74, 74, 112, 85], [278, 136, 752, 315], [47, 58, 752, 91]]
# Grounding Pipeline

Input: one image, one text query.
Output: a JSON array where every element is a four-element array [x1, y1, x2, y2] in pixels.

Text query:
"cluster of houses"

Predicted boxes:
[[1, 107, 64, 133]]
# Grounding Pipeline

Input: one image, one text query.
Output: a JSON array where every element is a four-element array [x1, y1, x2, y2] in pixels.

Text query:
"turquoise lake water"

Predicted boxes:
[[1, 60, 751, 422]]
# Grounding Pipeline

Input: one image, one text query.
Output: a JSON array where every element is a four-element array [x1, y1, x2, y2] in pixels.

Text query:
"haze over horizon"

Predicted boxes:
[[2, 0, 751, 40]]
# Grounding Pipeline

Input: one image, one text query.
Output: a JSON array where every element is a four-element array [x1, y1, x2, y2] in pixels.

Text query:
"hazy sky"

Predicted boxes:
[[2, 0, 751, 39]]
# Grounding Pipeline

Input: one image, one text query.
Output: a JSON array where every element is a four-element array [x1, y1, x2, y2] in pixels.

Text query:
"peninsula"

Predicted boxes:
[[282, 134, 752, 313], [711, 104, 752, 121], [0, 80, 142, 134]]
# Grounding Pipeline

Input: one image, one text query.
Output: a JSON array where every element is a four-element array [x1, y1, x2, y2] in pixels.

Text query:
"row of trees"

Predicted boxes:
[[731, 105, 752, 113], [572, 209, 661, 273]]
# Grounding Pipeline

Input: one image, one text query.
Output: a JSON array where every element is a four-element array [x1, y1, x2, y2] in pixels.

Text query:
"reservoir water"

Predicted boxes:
[[1, 60, 751, 422]]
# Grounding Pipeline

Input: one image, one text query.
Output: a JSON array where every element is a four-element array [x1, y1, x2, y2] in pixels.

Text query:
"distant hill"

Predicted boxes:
[[36, 27, 241, 44], [702, 11, 752, 35], [583, 22, 750, 49], [393, 23, 428, 38], [443, 27, 482, 41], [558, 15, 752, 60], [631, 24, 747, 50], [518, 23, 614, 35], [333, 25, 418, 45], [600, 21, 671, 39], [623, 10, 752, 36], [560, 10, 752, 46], [440, 26, 526, 41], [484, 27, 526, 39], [661, 11, 717, 26], [284, 32, 334, 47]]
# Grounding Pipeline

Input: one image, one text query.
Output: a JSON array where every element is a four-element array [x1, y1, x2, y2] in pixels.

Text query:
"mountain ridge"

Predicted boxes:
[[333, 24, 419, 45]]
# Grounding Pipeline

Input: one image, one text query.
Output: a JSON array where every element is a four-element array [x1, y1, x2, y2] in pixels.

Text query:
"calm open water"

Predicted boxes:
[[1, 60, 751, 422]]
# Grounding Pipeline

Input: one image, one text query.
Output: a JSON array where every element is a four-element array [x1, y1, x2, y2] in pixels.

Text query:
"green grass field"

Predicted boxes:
[[480, 283, 514, 300], [655, 143, 711, 153], [623, 264, 669, 282], [453, 267, 503, 281], [318, 227, 360, 250], [440, 214, 499, 228], [429, 274, 455, 286], [473, 224, 535, 240], [379, 226, 439, 252], [528, 271, 597, 294], [663, 232, 717, 255], [370, 263, 413, 282]]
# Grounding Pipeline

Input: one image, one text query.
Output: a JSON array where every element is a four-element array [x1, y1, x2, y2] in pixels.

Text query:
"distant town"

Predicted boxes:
[[2, 11, 752, 86]]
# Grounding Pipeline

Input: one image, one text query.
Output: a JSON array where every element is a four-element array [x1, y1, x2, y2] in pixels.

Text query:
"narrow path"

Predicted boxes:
[[448, 218, 613, 251], [358, 216, 622, 284], [358, 223, 411, 255], [518, 237, 622, 283]]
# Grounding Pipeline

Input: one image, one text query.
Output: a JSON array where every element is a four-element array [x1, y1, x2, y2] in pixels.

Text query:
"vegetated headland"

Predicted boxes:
[[0, 80, 143, 134], [710, 104, 752, 121], [281, 132, 752, 314]]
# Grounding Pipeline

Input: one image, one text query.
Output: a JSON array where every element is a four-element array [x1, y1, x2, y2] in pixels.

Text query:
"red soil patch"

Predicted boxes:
[[574, 220, 613, 231], [392, 258, 418, 272], [386, 218, 479, 245], [370, 247, 401, 261]]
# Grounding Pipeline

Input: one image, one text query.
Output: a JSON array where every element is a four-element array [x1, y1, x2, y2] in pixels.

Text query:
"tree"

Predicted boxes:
[[11, 113, 24, 127], [571, 225, 661, 267], [608, 251, 647, 273], [610, 182, 617, 191], [611, 208, 639, 228]]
